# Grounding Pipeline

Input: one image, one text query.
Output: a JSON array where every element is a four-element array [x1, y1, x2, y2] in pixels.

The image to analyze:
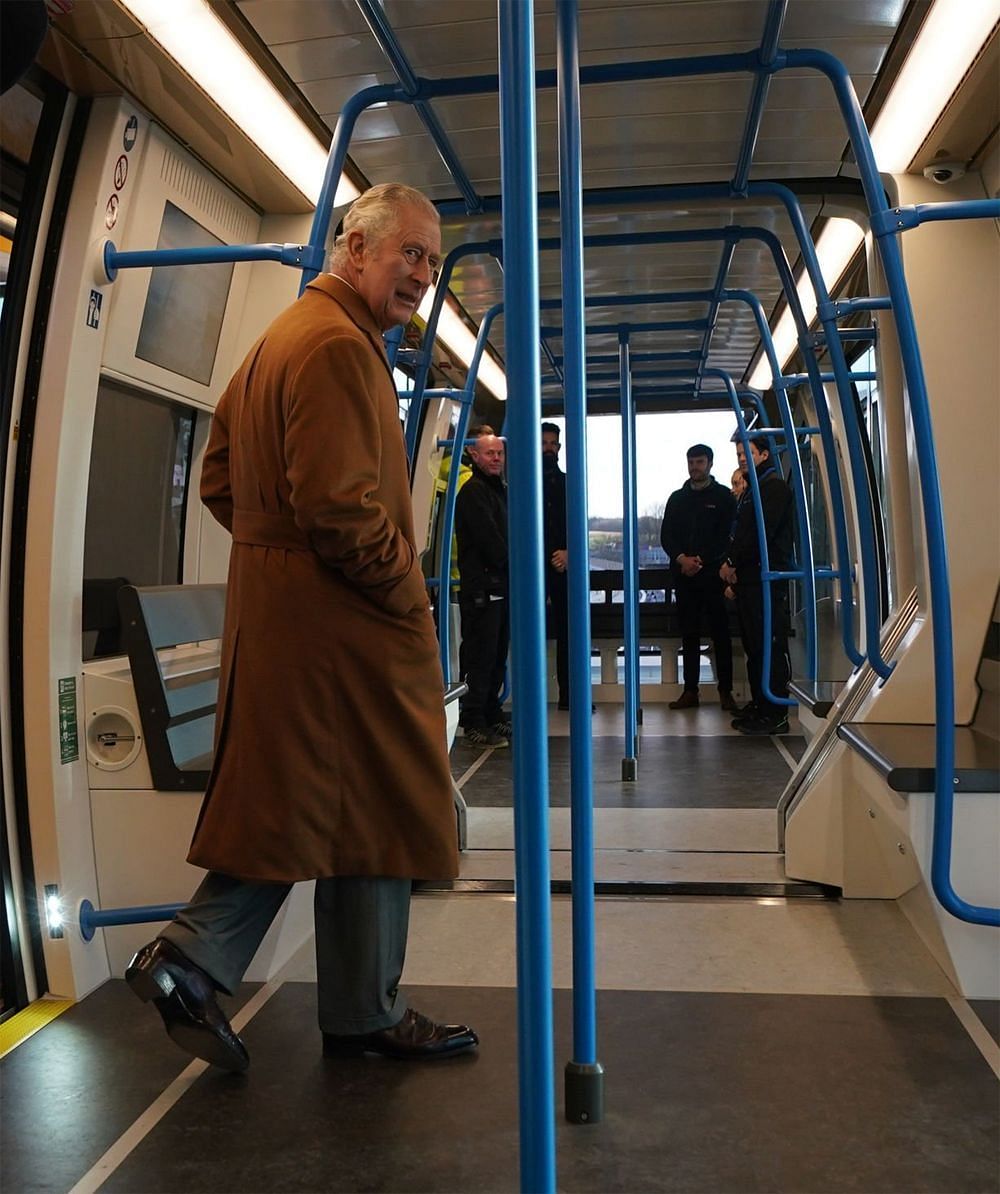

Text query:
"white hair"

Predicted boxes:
[[328, 182, 439, 269]]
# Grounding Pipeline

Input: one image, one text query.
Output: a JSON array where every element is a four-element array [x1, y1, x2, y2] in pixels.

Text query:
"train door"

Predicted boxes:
[[1, 67, 76, 1017]]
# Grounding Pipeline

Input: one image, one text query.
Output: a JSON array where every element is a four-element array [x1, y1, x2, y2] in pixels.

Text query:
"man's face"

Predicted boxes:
[[749, 442, 768, 469], [469, 434, 505, 476], [541, 430, 561, 460], [735, 443, 749, 476], [351, 204, 442, 331], [686, 454, 711, 483]]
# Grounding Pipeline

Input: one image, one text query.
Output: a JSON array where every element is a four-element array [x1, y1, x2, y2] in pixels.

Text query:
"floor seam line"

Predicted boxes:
[[455, 747, 494, 790], [946, 995, 1000, 1078], [772, 736, 798, 773], [66, 977, 285, 1194]]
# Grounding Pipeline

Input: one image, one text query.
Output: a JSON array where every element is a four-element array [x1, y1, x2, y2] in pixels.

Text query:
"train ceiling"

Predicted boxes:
[[40, 1, 997, 404]]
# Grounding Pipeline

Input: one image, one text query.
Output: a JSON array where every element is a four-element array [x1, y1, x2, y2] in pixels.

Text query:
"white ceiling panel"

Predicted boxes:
[[234, 0, 914, 397]]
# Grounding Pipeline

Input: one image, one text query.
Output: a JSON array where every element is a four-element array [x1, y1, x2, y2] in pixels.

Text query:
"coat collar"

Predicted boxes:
[[305, 274, 394, 382]]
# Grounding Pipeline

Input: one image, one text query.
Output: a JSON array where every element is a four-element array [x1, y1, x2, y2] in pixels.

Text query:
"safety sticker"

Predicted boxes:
[[86, 290, 102, 329], [113, 153, 128, 191], [123, 114, 138, 152], [105, 193, 119, 230], [58, 677, 79, 765]]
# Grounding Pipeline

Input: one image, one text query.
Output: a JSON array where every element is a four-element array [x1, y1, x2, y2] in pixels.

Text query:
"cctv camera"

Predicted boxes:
[[922, 161, 965, 185]]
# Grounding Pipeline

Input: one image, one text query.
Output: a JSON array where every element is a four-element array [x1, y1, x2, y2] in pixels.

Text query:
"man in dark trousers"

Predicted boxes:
[[125, 183, 477, 1071], [661, 444, 737, 710], [541, 422, 571, 709], [455, 428, 510, 746], [721, 435, 795, 735]]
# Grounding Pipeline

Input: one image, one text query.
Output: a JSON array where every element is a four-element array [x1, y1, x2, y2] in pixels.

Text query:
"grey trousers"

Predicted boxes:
[[160, 873, 412, 1035]]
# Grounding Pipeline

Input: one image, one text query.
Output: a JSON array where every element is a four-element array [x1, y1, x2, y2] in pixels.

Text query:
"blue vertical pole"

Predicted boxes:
[[437, 305, 504, 681], [556, 0, 603, 1126], [497, 2, 557, 1190], [619, 330, 639, 779]]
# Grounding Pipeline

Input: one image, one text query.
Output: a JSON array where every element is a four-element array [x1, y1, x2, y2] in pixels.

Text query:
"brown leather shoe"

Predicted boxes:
[[323, 1007, 478, 1060], [718, 691, 738, 712], [669, 690, 699, 710]]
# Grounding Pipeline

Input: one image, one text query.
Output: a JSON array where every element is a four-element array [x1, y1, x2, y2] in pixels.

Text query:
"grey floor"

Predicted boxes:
[[5, 695, 997, 1193], [3, 979, 997, 1194], [451, 734, 801, 809]]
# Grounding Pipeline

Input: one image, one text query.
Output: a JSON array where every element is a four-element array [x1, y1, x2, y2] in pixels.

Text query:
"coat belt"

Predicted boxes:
[[232, 511, 311, 551]]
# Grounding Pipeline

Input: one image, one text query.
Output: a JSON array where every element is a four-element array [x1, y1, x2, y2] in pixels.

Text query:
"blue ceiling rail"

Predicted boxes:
[[354, 0, 483, 214], [731, 0, 788, 194], [787, 46, 999, 928], [694, 233, 738, 391], [298, 8, 995, 961]]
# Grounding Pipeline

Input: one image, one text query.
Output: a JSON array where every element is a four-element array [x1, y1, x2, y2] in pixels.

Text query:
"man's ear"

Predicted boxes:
[[346, 228, 366, 269]]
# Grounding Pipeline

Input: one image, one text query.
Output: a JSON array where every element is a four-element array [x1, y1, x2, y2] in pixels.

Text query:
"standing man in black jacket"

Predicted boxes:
[[455, 429, 510, 747], [661, 444, 737, 710], [721, 435, 795, 735], [541, 422, 571, 709]]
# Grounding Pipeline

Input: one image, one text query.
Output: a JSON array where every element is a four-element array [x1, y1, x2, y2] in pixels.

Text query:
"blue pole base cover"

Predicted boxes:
[[621, 757, 637, 782], [565, 1060, 605, 1125]]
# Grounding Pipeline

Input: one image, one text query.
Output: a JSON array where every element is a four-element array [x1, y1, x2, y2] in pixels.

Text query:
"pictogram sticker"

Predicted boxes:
[[105, 193, 119, 230], [86, 290, 103, 329], [123, 114, 138, 152], [113, 154, 128, 191]]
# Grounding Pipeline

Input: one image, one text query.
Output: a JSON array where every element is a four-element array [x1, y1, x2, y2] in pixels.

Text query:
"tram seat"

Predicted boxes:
[[588, 567, 743, 641], [837, 722, 1000, 793], [118, 584, 225, 792]]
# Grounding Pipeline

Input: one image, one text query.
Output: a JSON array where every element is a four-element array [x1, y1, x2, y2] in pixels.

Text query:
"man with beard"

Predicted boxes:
[[660, 444, 737, 711]]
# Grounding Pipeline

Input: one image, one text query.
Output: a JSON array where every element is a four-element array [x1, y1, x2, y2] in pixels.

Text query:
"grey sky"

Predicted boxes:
[[547, 410, 741, 519]]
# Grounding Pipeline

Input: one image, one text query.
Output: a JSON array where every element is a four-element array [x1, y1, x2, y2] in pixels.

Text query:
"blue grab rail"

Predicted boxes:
[[556, 0, 602, 1119], [498, 3, 557, 1189]]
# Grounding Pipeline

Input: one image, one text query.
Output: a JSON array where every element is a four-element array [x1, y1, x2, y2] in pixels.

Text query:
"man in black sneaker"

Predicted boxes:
[[661, 444, 737, 712], [721, 435, 795, 735], [456, 428, 510, 747]]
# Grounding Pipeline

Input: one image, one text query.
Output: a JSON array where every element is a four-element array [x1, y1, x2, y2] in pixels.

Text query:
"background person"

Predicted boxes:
[[455, 428, 510, 746], [126, 183, 477, 1070], [721, 435, 795, 735], [660, 443, 737, 711]]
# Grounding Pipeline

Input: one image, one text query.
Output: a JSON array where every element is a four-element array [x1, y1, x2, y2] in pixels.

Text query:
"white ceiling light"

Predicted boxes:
[[120, 0, 504, 400], [117, 0, 359, 207], [747, 217, 863, 390], [870, 0, 1000, 173], [749, 0, 998, 390], [419, 288, 508, 401]]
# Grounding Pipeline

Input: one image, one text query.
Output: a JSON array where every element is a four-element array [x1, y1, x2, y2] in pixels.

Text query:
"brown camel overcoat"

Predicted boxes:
[[187, 274, 459, 882]]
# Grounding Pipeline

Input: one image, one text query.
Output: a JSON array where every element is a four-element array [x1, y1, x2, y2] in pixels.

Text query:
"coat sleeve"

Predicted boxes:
[[283, 334, 426, 617], [201, 388, 233, 533], [660, 493, 681, 560]]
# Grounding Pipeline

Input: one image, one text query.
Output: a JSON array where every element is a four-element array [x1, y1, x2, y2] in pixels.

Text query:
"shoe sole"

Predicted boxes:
[[128, 962, 249, 1073], [323, 1037, 478, 1061]]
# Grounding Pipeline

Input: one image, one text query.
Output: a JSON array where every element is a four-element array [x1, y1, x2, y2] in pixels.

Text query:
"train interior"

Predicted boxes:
[[1, 1, 998, 1190]]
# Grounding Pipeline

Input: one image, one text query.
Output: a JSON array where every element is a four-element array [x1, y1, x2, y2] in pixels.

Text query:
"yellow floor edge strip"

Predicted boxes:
[[0, 997, 75, 1059]]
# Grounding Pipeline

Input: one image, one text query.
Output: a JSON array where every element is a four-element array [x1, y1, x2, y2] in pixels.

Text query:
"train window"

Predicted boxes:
[[134, 202, 234, 385], [82, 378, 195, 660]]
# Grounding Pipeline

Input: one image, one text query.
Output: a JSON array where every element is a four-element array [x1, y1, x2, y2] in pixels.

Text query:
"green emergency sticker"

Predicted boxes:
[[58, 677, 79, 765]]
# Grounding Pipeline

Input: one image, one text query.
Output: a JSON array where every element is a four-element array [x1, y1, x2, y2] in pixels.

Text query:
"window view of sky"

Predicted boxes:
[[547, 409, 742, 519]]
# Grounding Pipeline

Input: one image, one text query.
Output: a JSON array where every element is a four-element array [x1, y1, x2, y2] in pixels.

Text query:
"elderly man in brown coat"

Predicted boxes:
[[125, 183, 477, 1070]]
